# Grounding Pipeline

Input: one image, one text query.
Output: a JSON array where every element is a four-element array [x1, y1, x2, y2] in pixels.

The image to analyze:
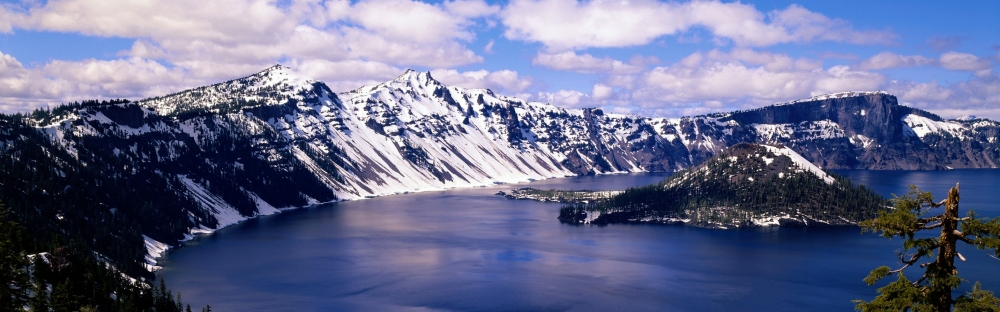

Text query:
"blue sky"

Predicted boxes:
[[0, 0, 997, 119]]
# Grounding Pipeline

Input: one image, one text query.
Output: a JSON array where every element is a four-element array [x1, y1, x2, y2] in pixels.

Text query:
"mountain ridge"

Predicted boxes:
[[2, 65, 998, 275]]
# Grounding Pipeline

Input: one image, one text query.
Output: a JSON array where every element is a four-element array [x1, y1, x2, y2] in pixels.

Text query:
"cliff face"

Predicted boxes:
[[719, 92, 1000, 169]]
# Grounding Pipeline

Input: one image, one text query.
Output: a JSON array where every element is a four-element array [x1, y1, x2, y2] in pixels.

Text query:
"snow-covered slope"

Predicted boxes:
[[761, 145, 834, 184]]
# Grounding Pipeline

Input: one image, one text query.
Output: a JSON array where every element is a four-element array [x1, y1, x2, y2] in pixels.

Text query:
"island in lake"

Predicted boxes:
[[508, 143, 888, 228]]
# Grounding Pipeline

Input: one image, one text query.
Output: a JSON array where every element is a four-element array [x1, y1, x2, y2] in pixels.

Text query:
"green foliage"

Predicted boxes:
[[956, 283, 1000, 312], [856, 185, 1000, 312], [854, 273, 933, 312], [1, 199, 207, 311]]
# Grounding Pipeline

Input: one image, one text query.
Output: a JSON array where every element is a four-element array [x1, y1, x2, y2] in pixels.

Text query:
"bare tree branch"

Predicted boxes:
[[953, 230, 975, 244]]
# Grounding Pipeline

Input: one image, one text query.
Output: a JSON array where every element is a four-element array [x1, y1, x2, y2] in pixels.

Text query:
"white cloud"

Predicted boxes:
[[592, 84, 613, 100], [0, 0, 502, 112], [533, 89, 590, 108], [349, 0, 496, 44], [532, 51, 645, 74], [501, 0, 894, 50], [939, 51, 993, 71], [4, 0, 494, 69], [858, 52, 934, 70], [483, 39, 495, 54], [586, 49, 999, 119], [888, 75, 1000, 120], [430, 69, 534, 93], [634, 49, 863, 104], [289, 59, 403, 92], [570, 49, 892, 117], [0, 52, 198, 112]]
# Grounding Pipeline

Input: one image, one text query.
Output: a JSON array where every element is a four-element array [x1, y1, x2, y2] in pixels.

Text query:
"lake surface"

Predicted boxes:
[[159, 170, 1000, 311]]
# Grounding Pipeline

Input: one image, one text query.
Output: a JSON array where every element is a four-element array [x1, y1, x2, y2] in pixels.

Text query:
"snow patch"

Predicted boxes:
[[903, 114, 967, 139], [762, 145, 834, 185], [777, 91, 889, 106], [143, 235, 168, 272]]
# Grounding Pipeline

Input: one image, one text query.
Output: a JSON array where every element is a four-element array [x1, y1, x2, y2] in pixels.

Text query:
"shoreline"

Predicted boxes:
[[146, 170, 657, 273]]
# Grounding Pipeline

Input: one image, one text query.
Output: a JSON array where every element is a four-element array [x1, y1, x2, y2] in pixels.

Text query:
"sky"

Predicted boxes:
[[0, 0, 998, 119]]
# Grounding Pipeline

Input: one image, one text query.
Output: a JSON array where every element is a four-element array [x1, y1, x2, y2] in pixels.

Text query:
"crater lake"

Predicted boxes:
[[158, 170, 1000, 311]]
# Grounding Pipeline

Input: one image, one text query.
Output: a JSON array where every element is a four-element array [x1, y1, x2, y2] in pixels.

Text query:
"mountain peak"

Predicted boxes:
[[137, 64, 322, 116], [262, 63, 287, 72], [393, 69, 437, 85]]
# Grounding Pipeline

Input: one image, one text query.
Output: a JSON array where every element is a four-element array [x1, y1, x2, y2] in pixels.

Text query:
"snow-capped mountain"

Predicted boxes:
[[3, 65, 999, 272]]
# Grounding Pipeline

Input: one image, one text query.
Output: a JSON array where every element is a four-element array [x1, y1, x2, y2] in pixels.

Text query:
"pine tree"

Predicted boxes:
[[30, 257, 49, 312], [0, 206, 30, 311], [50, 279, 74, 312], [855, 184, 1000, 311]]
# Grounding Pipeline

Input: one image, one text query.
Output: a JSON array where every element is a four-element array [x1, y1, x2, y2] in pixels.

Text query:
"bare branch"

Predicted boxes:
[[953, 230, 975, 244], [891, 253, 924, 273], [921, 222, 943, 230], [957, 252, 967, 262]]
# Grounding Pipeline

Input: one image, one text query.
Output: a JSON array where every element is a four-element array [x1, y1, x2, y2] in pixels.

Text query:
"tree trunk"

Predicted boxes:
[[933, 183, 960, 312]]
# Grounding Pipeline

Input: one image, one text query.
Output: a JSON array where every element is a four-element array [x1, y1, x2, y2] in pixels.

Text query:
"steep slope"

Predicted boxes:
[[559, 143, 888, 228]]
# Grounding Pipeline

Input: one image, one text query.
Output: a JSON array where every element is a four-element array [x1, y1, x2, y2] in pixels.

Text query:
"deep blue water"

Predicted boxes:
[[158, 170, 1000, 311]]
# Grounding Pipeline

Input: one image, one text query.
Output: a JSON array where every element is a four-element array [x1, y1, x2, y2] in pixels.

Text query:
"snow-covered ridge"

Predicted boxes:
[[778, 91, 889, 106], [903, 114, 967, 139], [761, 145, 834, 185], [138, 64, 319, 116]]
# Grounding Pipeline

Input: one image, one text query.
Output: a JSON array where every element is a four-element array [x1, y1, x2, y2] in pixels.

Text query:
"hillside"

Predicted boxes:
[[559, 143, 888, 228]]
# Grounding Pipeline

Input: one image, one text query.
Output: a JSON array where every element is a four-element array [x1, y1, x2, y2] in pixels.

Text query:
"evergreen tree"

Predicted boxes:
[[855, 184, 1000, 311], [50, 279, 74, 312], [30, 257, 49, 312], [0, 206, 30, 311]]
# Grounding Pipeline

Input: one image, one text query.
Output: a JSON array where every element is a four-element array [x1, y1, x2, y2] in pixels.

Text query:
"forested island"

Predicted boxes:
[[558, 143, 888, 228]]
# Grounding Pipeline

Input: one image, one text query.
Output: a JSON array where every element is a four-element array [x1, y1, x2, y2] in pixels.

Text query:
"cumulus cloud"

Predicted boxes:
[[582, 49, 999, 119], [348, 0, 497, 44], [0, 0, 501, 112], [532, 51, 647, 74], [289, 58, 403, 92], [939, 51, 993, 71], [532, 89, 591, 108], [888, 75, 1000, 119], [0, 52, 197, 112], [632, 49, 872, 104], [592, 84, 613, 100], [858, 52, 934, 70], [501, 0, 894, 50], [566, 49, 892, 117], [430, 69, 534, 93]]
